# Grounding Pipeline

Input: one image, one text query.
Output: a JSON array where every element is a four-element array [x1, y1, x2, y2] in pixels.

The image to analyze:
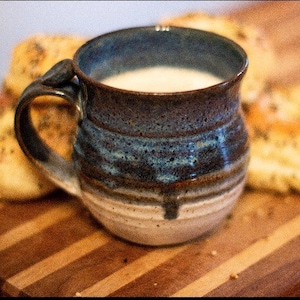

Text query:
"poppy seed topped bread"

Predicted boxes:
[[3, 34, 87, 100], [0, 100, 78, 201], [246, 84, 300, 193]]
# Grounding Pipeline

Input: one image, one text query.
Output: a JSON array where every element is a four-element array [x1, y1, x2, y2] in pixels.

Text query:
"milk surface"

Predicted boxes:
[[101, 66, 223, 92]]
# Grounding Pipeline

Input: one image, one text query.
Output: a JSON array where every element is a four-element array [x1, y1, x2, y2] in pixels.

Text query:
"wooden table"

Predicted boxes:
[[1, 1, 300, 297]]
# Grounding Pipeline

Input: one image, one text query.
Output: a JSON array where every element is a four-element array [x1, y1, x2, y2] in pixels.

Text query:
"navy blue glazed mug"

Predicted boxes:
[[15, 26, 249, 246]]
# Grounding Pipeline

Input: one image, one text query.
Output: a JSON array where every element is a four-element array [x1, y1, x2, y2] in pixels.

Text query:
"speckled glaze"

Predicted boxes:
[[15, 26, 249, 246]]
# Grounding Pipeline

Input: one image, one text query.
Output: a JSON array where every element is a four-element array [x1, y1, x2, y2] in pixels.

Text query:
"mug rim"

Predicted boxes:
[[72, 25, 248, 96]]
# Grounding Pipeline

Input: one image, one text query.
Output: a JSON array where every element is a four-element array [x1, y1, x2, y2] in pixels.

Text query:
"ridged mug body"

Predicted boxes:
[[72, 51, 249, 245], [74, 111, 248, 244]]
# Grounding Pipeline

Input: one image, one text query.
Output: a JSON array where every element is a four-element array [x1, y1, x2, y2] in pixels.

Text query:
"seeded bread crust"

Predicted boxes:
[[0, 99, 78, 201], [246, 84, 300, 193], [0, 34, 85, 201], [3, 34, 87, 100]]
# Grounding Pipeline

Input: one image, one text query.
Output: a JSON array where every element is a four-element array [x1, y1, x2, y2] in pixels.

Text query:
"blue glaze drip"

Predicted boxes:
[[73, 111, 248, 186]]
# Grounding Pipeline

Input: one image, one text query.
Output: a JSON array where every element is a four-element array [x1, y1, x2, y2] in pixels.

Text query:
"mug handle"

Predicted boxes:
[[14, 59, 82, 197]]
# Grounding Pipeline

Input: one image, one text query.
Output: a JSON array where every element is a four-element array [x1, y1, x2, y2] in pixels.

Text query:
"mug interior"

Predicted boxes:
[[73, 26, 247, 89]]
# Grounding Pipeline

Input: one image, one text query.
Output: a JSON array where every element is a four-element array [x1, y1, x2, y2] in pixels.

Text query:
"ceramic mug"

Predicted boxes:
[[15, 26, 249, 246]]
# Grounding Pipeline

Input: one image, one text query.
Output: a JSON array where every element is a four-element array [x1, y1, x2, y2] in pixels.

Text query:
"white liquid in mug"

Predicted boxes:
[[101, 66, 223, 93]]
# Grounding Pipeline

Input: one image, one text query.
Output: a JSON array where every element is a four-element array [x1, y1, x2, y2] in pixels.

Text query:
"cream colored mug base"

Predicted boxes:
[[80, 180, 245, 246]]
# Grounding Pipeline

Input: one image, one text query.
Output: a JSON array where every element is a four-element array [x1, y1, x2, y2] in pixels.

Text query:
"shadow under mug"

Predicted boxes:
[[15, 26, 249, 246]]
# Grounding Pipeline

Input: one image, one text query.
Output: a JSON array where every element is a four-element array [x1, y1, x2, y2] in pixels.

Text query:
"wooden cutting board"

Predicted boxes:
[[1, 1, 300, 297]]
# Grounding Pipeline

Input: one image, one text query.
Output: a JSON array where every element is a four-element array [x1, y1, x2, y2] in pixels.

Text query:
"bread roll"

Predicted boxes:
[[3, 34, 87, 100], [0, 100, 78, 201], [246, 84, 300, 193]]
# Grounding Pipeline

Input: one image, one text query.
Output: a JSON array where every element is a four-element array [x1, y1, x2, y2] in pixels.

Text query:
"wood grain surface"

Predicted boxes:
[[1, 1, 300, 297]]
